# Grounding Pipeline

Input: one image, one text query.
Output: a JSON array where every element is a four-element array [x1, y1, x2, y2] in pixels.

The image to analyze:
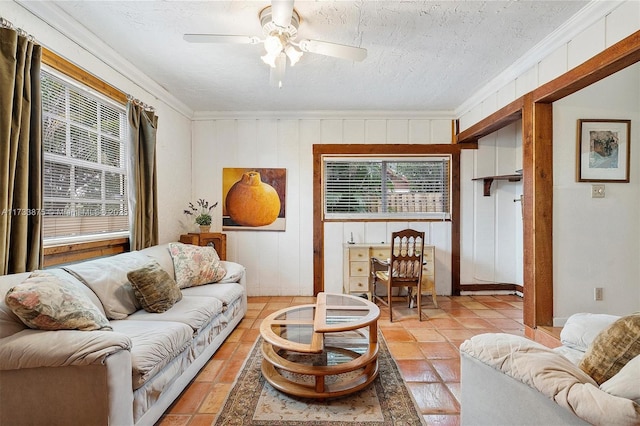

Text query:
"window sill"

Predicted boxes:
[[43, 236, 130, 267]]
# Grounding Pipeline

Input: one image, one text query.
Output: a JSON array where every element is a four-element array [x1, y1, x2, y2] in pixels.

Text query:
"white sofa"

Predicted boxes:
[[460, 313, 640, 426], [0, 242, 247, 426]]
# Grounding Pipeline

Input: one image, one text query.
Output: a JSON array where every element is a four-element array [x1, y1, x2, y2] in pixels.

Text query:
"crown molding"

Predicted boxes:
[[455, 0, 625, 117], [192, 110, 455, 121], [17, 0, 193, 119]]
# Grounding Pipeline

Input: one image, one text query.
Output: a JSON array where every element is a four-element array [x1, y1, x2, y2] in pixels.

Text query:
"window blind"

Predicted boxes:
[[41, 68, 128, 240], [323, 156, 451, 220]]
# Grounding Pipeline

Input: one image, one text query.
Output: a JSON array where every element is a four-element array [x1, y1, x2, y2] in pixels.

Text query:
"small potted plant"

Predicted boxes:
[[184, 198, 218, 233]]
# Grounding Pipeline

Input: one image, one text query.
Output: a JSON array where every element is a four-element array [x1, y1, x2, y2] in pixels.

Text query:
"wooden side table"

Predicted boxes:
[[179, 232, 227, 261]]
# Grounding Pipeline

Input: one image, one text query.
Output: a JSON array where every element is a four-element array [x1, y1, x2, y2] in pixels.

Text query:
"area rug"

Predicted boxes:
[[214, 334, 425, 425]]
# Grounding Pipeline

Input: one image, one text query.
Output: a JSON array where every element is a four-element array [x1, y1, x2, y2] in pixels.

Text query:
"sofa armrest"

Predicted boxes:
[[460, 351, 590, 425], [460, 334, 640, 426], [0, 349, 133, 426], [0, 328, 131, 370], [219, 261, 246, 285]]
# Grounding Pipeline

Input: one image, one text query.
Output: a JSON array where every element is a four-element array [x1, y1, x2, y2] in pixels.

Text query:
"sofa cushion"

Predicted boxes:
[[139, 243, 176, 280], [110, 320, 193, 389], [4, 271, 111, 331], [64, 252, 151, 320], [579, 313, 640, 384], [127, 261, 182, 313], [126, 295, 223, 332], [600, 355, 640, 404], [181, 283, 244, 310], [168, 243, 226, 288], [561, 312, 620, 352]]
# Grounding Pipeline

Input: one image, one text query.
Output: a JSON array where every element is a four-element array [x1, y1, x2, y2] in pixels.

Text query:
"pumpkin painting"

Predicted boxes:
[[225, 171, 281, 227]]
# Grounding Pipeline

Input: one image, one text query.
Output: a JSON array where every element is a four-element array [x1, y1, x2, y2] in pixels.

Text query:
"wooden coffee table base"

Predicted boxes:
[[259, 293, 381, 399], [261, 340, 379, 399]]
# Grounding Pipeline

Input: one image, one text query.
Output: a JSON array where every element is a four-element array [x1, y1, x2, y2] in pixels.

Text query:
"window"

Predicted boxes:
[[323, 156, 451, 220], [41, 68, 128, 242]]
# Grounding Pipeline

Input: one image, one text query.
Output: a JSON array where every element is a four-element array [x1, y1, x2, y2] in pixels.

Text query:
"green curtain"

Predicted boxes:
[[0, 27, 43, 275], [127, 102, 158, 250]]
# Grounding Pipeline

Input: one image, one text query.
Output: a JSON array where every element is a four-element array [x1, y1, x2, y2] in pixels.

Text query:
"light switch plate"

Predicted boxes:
[[591, 184, 605, 198]]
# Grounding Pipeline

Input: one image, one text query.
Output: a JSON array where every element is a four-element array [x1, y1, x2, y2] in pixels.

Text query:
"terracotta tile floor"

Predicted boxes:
[[157, 294, 523, 426]]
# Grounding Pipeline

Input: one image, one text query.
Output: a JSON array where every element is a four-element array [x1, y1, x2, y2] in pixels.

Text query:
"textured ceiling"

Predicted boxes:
[[42, 1, 590, 112]]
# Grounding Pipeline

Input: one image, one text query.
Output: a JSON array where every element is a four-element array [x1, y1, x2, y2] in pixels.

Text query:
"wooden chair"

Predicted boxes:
[[371, 229, 425, 322]]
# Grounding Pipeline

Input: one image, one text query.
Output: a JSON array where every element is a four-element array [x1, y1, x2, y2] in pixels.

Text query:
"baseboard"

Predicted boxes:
[[458, 283, 523, 294]]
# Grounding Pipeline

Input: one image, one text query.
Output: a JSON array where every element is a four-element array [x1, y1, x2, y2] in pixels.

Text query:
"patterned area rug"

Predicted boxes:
[[214, 334, 425, 425]]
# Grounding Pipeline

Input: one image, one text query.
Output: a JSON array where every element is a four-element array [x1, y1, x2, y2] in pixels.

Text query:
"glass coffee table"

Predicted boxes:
[[259, 292, 380, 398]]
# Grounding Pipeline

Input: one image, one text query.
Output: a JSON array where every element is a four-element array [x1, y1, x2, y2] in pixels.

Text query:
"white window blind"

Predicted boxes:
[[41, 68, 129, 241], [323, 156, 451, 220]]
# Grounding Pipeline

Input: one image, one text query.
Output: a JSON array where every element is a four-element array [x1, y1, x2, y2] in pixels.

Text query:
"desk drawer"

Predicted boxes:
[[350, 261, 369, 276], [349, 277, 369, 292], [370, 248, 390, 260], [349, 248, 369, 261]]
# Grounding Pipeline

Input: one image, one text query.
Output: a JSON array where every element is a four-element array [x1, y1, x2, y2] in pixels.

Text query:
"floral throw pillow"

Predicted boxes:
[[168, 243, 227, 289], [4, 271, 112, 331]]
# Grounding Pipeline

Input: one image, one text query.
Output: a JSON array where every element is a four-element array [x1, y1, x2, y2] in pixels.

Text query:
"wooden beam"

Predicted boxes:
[[533, 30, 640, 103], [451, 152, 461, 295], [456, 97, 525, 144], [522, 97, 554, 328], [313, 145, 324, 296], [42, 48, 127, 105]]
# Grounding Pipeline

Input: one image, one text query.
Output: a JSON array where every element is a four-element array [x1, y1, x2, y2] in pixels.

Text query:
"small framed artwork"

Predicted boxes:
[[577, 119, 631, 182]]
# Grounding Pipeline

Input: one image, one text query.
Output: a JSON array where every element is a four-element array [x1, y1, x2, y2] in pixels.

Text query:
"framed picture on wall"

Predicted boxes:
[[222, 168, 286, 231], [577, 119, 631, 182]]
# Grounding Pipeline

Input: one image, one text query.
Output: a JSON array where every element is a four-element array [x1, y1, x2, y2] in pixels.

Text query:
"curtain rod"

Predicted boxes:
[[0, 17, 37, 43], [127, 95, 155, 113], [2, 16, 156, 113]]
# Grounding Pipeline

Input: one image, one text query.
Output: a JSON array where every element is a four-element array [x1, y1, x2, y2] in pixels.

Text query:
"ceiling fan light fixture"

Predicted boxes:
[[261, 51, 276, 67], [285, 44, 303, 66], [263, 34, 283, 55]]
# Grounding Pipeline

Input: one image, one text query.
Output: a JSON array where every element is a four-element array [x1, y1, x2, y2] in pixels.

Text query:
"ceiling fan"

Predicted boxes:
[[183, 0, 367, 88]]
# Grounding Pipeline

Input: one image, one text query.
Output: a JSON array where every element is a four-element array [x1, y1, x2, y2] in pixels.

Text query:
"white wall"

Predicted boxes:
[[460, 122, 523, 287], [191, 115, 453, 296], [552, 64, 640, 324], [5, 1, 193, 244]]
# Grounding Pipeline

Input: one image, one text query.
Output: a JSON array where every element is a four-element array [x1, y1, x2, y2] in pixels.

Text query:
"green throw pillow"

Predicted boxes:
[[127, 261, 182, 313], [579, 313, 640, 384]]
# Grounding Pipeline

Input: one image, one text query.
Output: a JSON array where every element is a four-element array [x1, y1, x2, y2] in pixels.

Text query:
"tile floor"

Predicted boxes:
[[157, 294, 524, 426]]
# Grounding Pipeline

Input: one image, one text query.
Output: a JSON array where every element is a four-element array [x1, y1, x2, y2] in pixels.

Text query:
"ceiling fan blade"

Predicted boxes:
[[270, 0, 295, 28], [183, 34, 261, 44], [298, 39, 367, 62]]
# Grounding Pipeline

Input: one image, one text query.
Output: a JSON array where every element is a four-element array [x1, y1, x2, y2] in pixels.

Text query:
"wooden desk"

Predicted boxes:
[[343, 243, 435, 304], [179, 232, 226, 260]]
